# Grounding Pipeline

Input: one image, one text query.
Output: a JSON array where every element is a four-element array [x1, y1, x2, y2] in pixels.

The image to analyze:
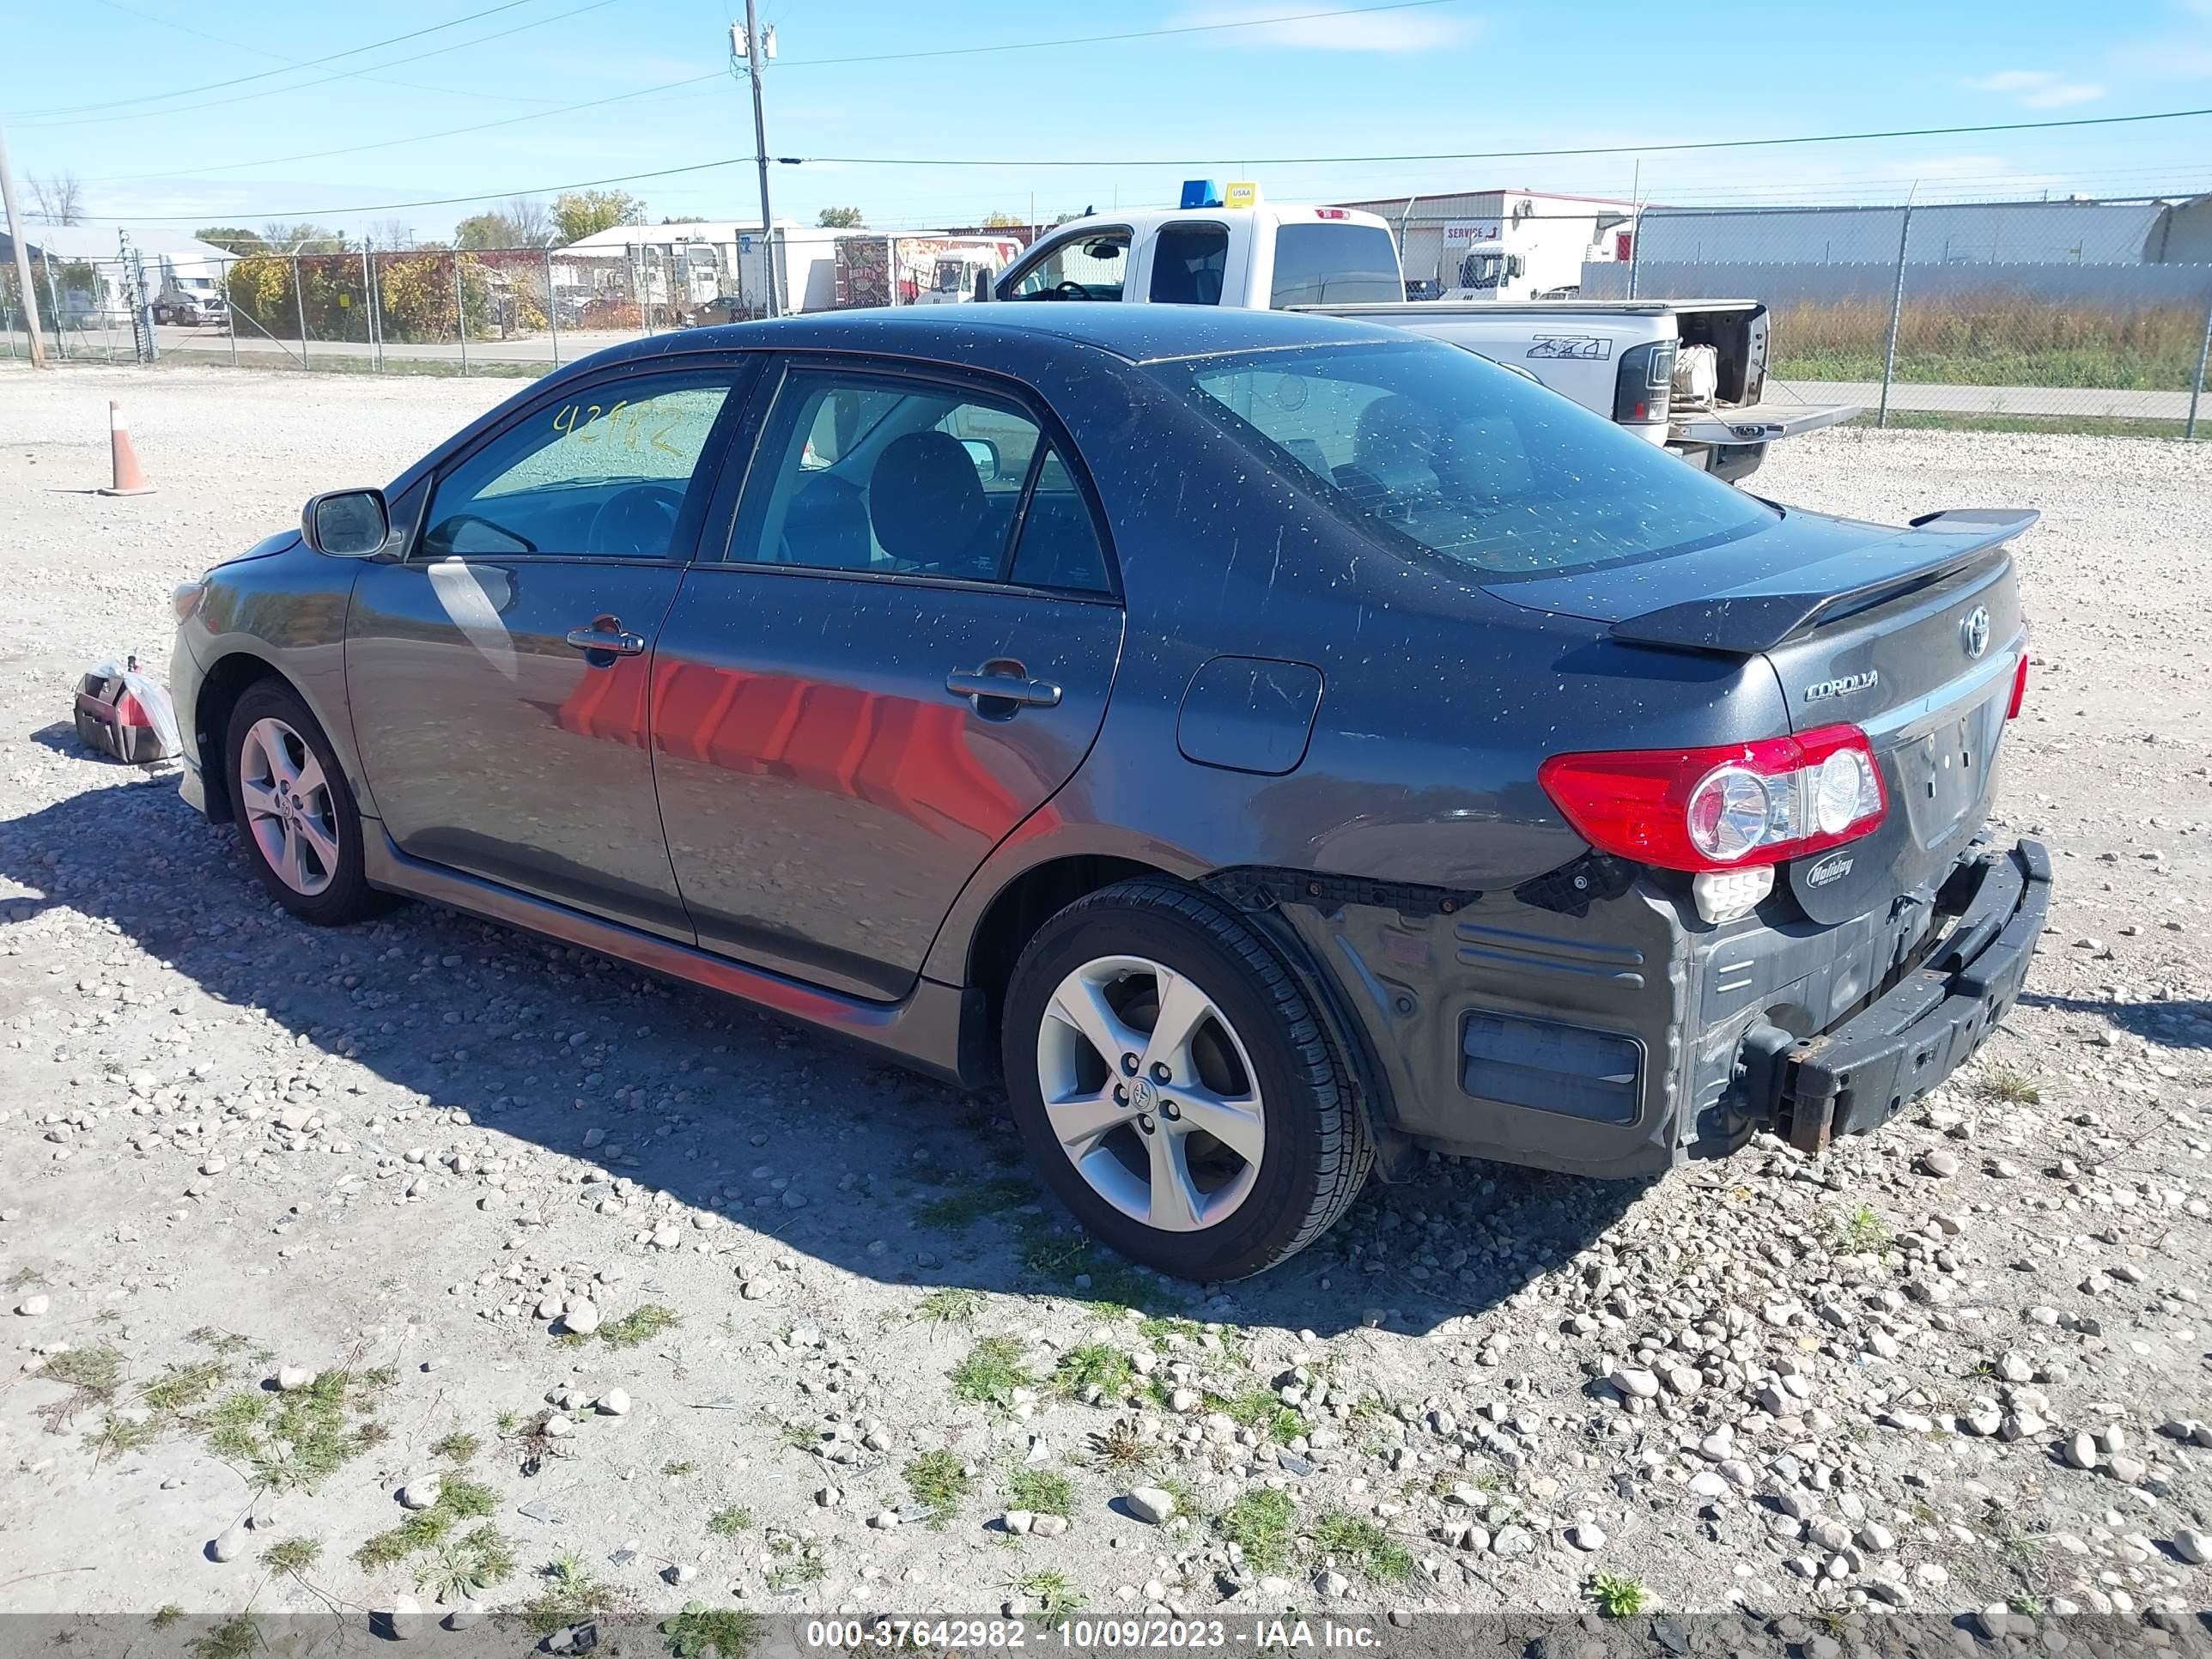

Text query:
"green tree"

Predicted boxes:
[[551, 191, 644, 245], [817, 206, 865, 228], [454, 212, 517, 250], [197, 227, 265, 253], [981, 210, 1024, 228]]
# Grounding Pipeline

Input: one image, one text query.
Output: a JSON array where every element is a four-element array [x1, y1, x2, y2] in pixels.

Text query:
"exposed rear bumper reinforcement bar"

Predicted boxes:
[[1771, 838, 2052, 1152]]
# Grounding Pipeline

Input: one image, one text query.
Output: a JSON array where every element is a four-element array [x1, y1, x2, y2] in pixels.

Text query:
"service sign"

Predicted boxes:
[[1443, 220, 1503, 246]]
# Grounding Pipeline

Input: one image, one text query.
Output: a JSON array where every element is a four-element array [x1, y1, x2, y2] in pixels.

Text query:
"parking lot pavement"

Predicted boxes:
[[0, 363, 2207, 1627]]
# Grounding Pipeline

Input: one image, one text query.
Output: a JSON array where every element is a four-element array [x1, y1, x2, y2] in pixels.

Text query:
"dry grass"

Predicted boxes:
[[1770, 292, 2209, 390]]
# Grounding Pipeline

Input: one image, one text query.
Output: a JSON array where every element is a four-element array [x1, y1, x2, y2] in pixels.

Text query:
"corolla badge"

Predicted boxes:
[[1960, 605, 1991, 659], [1803, 670, 1879, 704]]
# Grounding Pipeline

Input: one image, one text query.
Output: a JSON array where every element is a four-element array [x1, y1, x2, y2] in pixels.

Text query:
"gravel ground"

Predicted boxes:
[[1, 363, 2208, 1641]]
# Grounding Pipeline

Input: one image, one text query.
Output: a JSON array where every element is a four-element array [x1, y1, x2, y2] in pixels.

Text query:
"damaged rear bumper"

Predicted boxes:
[[1259, 837, 2051, 1182], [1761, 838, 2051, 1152]]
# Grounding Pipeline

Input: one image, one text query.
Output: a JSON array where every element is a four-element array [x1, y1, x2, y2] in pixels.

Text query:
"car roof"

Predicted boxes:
[[605, 303, 1402, 368]]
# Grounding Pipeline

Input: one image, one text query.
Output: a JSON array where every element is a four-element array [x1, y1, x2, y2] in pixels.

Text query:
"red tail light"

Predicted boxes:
[[2006, 650, 2028, 720], [1539, 724, 1888, 874]]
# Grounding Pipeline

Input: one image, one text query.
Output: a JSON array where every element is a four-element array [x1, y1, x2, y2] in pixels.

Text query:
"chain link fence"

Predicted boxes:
[[1316, 194, 2212, 437], [1596, 200, 2212, 436], [10, 204, 2209, 435], [1, 231, 1023, 379]]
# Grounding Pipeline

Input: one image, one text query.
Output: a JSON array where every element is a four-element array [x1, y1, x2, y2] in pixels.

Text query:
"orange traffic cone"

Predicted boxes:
[[98, 400, 155, 497]]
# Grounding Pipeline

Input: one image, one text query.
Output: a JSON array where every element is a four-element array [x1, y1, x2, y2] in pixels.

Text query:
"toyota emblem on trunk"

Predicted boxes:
[[1960, 606, 1991, 659]]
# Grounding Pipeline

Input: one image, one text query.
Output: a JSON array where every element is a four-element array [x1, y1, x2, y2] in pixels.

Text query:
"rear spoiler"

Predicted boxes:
[[1609, 508, 2039, 655]]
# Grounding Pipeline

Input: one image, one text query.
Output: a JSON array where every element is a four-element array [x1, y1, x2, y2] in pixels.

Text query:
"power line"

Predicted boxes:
[[15, 0, 621, 129], [778, 103, 2212, 167], [78, 0, 568, 106], [769, 0, 1466, 68], [82, 74, 728, 184], [70, 105, 2212, 226], [78, 155, 750, 222], [12, 0, 556, 119], [70, 0, 1465, 180]]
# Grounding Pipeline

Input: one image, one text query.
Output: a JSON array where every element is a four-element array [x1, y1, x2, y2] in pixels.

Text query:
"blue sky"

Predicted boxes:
[[9, 0, 2212, 241]]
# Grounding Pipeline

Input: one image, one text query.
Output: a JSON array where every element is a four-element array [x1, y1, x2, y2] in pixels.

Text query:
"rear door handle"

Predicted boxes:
[[565, 617, 647, 658], [945, 665, 1061, 709]]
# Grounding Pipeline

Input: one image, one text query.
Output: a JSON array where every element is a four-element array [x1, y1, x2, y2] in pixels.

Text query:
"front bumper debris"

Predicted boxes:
[[1773, 838, 2051, 1152]]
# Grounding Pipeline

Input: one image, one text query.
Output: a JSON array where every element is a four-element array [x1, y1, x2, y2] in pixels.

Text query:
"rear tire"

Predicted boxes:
[[1001, 880, 1370, 1281], [224, 681, 386, 927]]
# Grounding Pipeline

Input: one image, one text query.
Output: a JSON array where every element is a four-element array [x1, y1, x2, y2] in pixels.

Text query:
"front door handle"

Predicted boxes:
[[945, 663, 1062, 710], [564, 617, 647, 659]]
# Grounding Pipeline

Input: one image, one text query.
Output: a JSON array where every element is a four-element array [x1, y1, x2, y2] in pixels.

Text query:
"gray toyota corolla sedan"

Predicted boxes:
[[170, 306, 2051, 1280]]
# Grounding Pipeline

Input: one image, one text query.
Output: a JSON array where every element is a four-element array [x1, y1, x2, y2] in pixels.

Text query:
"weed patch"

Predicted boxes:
[[904, 1449, 971, 1526], [951, 1336, 1035, 1407], [200, 1369, 390, 1492], [1053, 1344, 1135, 1399], [1589, 1571, 1650, 1618], [661, 1604, 763, 1658], [1008, 1466, 1073, 1517], [520, 1550, 618, 1633], [36, 1343, 125, 1431], [1218, 1488, 1297, 1574], [1312, 1511, 1412, 1583]]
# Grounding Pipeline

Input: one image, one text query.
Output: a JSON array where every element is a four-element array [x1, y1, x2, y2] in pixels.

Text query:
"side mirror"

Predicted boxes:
[[957, 438, 1001, 482], [301, 488, 391, 557], [972, 268, 994, 303]]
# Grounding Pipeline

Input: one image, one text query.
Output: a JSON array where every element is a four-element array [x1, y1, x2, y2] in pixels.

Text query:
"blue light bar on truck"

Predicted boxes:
[[1180, 179, 1224, 210]]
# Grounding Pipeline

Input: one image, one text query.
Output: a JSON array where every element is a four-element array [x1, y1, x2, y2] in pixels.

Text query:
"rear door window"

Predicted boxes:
[[1268, 222, 1403, 307], [727, 364, 1115, 593], [733, 369, 1034, 580], [1149, 222, 1230, 304]]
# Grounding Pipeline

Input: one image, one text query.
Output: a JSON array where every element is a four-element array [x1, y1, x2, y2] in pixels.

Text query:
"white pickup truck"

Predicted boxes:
[[981, 197, 1856, 482]]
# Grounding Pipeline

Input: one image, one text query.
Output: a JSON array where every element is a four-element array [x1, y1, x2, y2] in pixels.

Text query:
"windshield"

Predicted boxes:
[[1152, 339, 1774, 580]]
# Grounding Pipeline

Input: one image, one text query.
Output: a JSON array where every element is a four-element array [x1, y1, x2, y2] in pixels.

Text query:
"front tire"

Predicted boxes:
[[224, 681, 384, 926], [1001, 881, 1371, 1281]]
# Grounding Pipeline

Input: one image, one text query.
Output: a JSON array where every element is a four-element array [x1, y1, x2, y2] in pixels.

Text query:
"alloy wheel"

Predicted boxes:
[[1035, 954, 1267, 1233], [238, 716, 341, 897]]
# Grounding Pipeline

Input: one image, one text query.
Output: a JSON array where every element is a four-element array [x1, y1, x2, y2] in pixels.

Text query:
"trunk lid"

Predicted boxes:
[[1491, 507, 2033, 921]]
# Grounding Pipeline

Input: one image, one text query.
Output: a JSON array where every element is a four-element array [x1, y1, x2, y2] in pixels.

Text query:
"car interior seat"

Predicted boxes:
[[868, 430, 1000, 578]]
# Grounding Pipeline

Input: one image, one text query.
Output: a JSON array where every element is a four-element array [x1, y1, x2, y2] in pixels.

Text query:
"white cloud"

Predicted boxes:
[[1170, 3, 1480, 52], [2108, 36, 2212, 77], [1961, 69, 2106, 107]]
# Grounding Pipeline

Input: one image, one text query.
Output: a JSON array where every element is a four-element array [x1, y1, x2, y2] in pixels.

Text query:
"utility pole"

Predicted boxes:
[[0, 123, 48, 368], [732, 5, 780, 317]]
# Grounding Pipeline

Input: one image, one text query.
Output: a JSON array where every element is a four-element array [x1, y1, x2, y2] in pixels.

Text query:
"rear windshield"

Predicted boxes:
[[1269, 223, 1403, 307], [1152, 339, 1774, 580]]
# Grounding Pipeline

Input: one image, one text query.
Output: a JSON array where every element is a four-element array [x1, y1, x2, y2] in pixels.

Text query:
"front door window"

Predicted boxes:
[[422, 373, 739, 560], [1004, 231, 1129, 301]]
